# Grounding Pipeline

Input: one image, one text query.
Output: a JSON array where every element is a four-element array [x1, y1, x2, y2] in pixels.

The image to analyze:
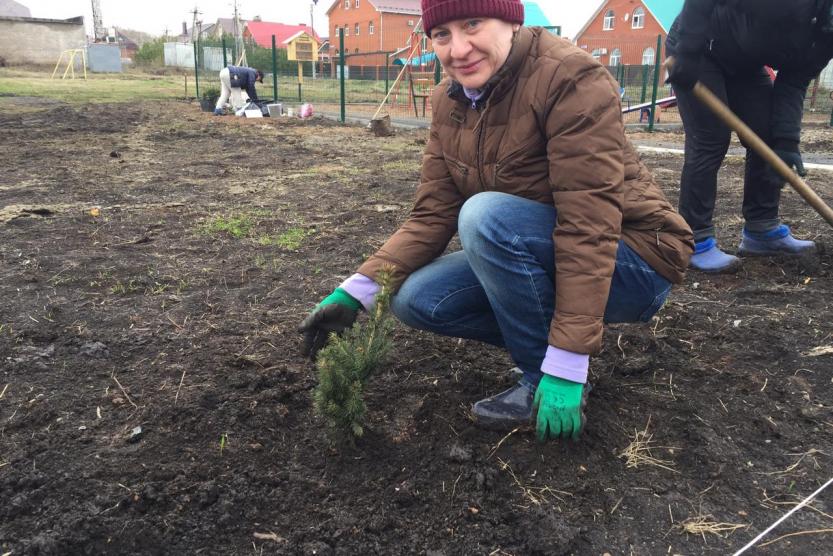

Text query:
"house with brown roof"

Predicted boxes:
[[574, 0, 683, 67], [115, 30, 139, 61], [212, 17, 247, 39], [326, 0, 424, 66]]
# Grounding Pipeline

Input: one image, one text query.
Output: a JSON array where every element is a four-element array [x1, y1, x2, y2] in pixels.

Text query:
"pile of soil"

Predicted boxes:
[[1, 99, 832, 555]]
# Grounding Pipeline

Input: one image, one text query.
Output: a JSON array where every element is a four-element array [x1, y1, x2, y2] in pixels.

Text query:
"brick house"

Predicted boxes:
[[325, 0, 424, 66], [574, 0, 683, 67], [115, 30, 139, 61]]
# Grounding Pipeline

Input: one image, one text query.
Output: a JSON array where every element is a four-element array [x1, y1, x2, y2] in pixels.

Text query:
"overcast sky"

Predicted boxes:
[[26, 1, 599, 39]]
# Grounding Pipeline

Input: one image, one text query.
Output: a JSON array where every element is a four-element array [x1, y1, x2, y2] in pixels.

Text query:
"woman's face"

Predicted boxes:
[[430, 18, 519, 90]]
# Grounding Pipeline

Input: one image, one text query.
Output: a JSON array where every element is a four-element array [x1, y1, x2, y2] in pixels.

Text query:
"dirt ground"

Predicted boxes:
[[1, 98, 833, 555]]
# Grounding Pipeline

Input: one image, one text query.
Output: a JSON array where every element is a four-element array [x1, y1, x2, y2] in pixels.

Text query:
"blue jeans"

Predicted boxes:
[[390, 192, 672, 387]]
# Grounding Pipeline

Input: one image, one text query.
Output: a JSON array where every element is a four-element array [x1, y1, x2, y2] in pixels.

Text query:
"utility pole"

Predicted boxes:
[[310, 0, 318, 79], [233, 0, 246, 66], [190, 6, 203, 43], [91, 0, 107, 42]]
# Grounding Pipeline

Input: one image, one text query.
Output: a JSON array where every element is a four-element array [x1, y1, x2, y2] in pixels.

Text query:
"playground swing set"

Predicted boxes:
[[372, 18, 443, 123]]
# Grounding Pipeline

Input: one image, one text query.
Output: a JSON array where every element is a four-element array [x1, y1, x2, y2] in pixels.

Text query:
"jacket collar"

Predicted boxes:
[[446, 26, 536, 109]]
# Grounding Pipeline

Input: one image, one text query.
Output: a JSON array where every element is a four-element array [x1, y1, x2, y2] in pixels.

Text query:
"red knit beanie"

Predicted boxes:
[[421, 0, 525, 35]]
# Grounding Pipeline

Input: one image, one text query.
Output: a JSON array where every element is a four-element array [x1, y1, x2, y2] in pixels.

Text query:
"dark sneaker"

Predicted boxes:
[[738, 224, 816, 257], [472, 382, 534, 431]]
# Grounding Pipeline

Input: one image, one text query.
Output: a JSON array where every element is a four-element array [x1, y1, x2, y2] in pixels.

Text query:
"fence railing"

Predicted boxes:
[[186, 31, 833, 127]]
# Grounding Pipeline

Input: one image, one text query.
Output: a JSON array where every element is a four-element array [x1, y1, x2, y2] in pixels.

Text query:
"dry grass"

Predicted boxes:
[[759, 528, 833, 548], [680, 514, 748, 540], [759, 449, 825, 477], [762, 490, 833, 521], [619, 417, 678, 472], [497, 458, 573, 507]]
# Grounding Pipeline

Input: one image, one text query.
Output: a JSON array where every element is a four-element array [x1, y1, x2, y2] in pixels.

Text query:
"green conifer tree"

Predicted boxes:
[[313, 269, 395, 441]]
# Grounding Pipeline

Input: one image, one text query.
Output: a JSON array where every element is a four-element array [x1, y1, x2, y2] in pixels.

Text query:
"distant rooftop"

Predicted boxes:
[[0, 0, 30, 18]]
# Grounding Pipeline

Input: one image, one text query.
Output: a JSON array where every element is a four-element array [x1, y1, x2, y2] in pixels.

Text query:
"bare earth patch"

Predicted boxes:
[[1, 100, 833, 554]]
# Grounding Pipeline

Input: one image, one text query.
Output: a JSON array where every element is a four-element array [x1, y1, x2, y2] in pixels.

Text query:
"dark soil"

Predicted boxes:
[[2, 99, 833, 555]]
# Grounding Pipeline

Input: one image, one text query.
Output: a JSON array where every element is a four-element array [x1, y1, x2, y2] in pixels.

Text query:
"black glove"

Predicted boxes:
[[772, 140, 808, 177], [666, 53, 701, 91], [298, 289, 361, 359]]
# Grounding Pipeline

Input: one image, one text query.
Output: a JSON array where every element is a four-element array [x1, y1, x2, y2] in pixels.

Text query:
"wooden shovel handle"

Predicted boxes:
[[665, 57, 833, 228]]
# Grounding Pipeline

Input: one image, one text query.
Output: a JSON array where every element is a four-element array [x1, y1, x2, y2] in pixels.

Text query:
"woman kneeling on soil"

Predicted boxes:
[[300, 0, 694, 441]]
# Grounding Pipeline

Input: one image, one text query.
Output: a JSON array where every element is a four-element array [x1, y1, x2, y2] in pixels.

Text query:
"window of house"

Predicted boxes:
[[355, 0, 360, 7], [609, 48, 621, 66], [354, 48, 359, 53], [344, 0, 349, 9], [344, 25, 349, 36], [408, 19, 414, 27], [591, 48, 603, 60], [603, 10, 615, 30], [632, 7, 645, 29], [369, 21, 374, 34], [355, 23, 360, 35], [642, 47, 655, 66]]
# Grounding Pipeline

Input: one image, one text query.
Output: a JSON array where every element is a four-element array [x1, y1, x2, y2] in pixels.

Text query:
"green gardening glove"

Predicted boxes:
[[533, 375, 585, 442], [299, 288, 362, 359]]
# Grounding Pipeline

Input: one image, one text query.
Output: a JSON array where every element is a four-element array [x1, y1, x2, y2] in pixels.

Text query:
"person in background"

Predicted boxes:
[[213, 65, 263, 116], [666, 0, 833, 272], [300, 0, 693, 442]]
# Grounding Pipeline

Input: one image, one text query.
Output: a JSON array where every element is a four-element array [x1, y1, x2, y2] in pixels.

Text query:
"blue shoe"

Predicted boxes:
[[213, 108, 224, 116], [690, 237, 740, 273], [738, 224, 816, 257]]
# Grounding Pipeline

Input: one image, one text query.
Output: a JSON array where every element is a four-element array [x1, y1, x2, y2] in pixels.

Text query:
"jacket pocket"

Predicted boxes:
[[444, 154, 475, 194]]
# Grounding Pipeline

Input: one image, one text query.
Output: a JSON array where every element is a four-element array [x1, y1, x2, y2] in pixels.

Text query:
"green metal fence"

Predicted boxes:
[[191, 31, 833, 128]]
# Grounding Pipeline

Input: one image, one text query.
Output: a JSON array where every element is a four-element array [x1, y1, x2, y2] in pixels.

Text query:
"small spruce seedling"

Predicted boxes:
[[313, 268, 396, 442]]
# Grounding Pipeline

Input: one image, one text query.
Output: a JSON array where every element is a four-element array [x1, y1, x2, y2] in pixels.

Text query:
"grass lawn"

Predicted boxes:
[[0, 67, 403, 106], [0, 68, 189, 104]]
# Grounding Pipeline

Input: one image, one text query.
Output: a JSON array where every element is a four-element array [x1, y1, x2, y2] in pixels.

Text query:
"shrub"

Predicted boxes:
[[135, 38, 166, 67]]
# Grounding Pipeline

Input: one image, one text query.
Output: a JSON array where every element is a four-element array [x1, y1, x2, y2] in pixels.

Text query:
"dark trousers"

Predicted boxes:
[[676, 57, 782, 241]]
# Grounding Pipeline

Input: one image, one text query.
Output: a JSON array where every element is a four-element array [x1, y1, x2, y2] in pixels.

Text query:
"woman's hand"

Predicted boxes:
[[533, 375, 586, 441], [298, 288, 361, 359]]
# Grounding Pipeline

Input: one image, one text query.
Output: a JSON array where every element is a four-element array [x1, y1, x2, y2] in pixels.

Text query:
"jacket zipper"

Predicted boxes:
[[475, 105, 488, 191]]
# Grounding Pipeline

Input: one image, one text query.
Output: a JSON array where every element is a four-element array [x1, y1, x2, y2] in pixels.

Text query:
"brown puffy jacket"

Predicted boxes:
[[358, 27, 693, 355]]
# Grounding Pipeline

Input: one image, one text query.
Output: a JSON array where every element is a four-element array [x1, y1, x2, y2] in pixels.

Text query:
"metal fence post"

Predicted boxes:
[[272, 35, 278, 101], [385, 56, 389, 98], [640, 64, 649, 103], [193, 41, 200, 99], [434, 57, 442, 84], [648, 34, 662, 132], [339, 32, 345, 123], [222, 36, 228, 67]]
